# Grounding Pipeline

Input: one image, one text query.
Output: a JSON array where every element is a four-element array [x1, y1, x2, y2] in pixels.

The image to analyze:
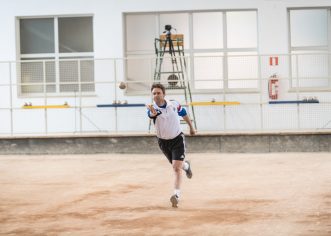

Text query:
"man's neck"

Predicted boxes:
[[156, 100, 166, 107]]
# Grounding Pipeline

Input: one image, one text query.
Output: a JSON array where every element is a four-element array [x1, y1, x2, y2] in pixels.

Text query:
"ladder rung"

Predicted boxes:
[[180, 120, 194, 124], [155, 71, 184, 74], [165, 86, 186, 90], [157, 51, 184, 53]]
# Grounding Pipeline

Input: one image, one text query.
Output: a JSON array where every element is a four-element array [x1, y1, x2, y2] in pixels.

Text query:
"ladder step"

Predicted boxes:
[[166, 86, 186, 90], [157, 51, 184, 53], [155, 71, 184, 74], [180, 120, 194, 124]]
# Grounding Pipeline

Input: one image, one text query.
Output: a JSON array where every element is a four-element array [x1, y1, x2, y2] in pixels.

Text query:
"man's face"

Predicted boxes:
[[152, 87, 165, 104]]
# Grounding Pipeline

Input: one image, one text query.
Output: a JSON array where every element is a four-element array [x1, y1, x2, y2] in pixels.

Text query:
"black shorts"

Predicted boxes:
[[157, 133, 186, 164]]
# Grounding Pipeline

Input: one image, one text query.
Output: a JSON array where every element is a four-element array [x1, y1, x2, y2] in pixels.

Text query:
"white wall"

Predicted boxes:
[[1, 0, 330, 59], [0, 0, 331, 135]]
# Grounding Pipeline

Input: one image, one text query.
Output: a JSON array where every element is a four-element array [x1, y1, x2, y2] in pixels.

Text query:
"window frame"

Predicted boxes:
[[124, 9, 259, 95], [288, 7, 331, 92], [16, 15, 95, 97]]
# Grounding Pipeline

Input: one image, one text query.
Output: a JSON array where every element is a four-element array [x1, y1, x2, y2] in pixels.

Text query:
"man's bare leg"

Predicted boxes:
[[173, 160, 183, 191], [170, 160, 183, 207]]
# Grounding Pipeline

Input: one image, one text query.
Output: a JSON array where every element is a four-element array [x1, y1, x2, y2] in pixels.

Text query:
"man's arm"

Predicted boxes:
[[174, 101, 196, 136], [182, 114, 196, 135]]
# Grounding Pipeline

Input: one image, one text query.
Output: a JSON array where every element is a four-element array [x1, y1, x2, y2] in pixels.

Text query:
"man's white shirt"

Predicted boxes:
[[148, 100, 187, 140]]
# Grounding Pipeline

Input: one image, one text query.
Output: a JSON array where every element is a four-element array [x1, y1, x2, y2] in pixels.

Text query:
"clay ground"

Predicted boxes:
[[0, 153, 331, 236]]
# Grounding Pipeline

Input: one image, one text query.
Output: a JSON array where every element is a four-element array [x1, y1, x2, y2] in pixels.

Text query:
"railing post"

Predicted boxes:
[[114, 59, 118, 133], [78, 59, 82, 133], [9, 62, 13, 136], [295, 54, 300, 130], [258, 54, 263, 131], [223, 54, 228, 131], [43, 60, 48, 135]]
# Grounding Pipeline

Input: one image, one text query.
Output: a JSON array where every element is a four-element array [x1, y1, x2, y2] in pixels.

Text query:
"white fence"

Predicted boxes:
[[0, 54, 331, 136]]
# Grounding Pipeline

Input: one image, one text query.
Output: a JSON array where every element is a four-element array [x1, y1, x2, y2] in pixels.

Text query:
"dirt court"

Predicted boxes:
[[0, 153, 331, 236]]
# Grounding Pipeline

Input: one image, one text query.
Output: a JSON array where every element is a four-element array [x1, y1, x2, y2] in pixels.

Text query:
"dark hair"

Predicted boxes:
[[151, 83, 165, 94]]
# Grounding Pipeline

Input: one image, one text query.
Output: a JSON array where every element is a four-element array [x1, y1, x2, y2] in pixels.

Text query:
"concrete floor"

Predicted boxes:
[[0, 153, 331, 236]]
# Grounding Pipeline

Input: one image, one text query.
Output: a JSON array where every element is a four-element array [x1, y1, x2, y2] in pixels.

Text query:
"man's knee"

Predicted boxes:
[[172, 163, 182, 173]]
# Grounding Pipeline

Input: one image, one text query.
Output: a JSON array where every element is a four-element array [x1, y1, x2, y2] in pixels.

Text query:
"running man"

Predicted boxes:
[[146, 83, 196, 208]]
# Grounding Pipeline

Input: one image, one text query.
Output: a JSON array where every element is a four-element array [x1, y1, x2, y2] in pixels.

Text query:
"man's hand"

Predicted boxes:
[[146, 104, 157, 117], [189, 127, 196, 136], [182, 115, 196, 136]]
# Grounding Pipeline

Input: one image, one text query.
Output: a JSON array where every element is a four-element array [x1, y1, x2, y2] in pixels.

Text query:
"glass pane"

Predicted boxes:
[[126, 55, 154, 93], [160, 13, 190, 49], [20, 59, 55, 93], [59, 60, 79, 92], [291, 51, 329, 88], [45, 61, 56, 92], [193, 12, 223, 49], [20, 18, 54, 54], [227, 11, 257, 48], [58, 17, 94, 53], [81, 59, 95, 92], [290, 9, 328, 47], [126, 14, 157, 52], [21, 61, 43, 93], [228, 52, 258, 89], [194, 53, 224, 89], [59, 59, 95, 92]]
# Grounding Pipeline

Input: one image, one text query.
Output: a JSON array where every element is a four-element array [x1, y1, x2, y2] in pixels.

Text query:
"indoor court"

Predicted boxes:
[[1, 153, 330, 236], [1, 1, 331, 236]]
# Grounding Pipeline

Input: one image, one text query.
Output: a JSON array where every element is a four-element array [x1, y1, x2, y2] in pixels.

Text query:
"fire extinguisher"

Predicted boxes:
[[268, 74, 279, 100]]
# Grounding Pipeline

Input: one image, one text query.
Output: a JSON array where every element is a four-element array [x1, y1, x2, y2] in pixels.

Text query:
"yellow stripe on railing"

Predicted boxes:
[[189, 101, 240, 106], [22, 105, 70, 109]]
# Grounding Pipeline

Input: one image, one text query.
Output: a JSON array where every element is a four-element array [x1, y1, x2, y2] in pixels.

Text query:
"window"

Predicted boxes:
[[18, 16, 94, 95], [193, 11, 258, 90], [125, 10, 258, 92], [289, 8, 330, 89]]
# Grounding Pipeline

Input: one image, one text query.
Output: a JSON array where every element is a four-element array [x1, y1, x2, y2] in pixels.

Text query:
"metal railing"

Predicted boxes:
[[0, 54, 330, 136]]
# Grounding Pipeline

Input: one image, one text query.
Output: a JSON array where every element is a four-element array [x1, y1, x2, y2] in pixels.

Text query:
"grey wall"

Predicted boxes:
[[0, 133, 330, 154]]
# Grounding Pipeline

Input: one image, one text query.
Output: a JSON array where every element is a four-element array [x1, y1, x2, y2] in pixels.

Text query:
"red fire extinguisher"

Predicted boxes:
[[268, 74, 279, 100]]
